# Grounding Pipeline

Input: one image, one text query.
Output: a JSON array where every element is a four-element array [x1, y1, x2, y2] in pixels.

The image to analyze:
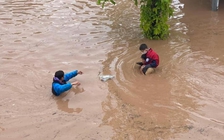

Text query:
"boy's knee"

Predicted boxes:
[[142, 65, 155, 75], [145, 68, 155, 75]]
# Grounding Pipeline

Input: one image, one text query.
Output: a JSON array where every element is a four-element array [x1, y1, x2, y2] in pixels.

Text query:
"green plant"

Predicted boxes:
[[97, 0, 173, 40]]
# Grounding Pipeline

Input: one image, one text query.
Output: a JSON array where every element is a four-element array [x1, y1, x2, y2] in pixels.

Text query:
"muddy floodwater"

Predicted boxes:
[[0, 0, 224, 140]]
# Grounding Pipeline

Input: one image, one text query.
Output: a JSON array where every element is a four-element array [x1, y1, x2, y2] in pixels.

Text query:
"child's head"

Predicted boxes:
[[139, 44, 149, 54], [54, 70, 64, 80]]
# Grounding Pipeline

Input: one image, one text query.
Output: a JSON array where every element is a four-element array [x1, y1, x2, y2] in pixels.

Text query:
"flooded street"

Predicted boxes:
[[0, 0, 224, 140]]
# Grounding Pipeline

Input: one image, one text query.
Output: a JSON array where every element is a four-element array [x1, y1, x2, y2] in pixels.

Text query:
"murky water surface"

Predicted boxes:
[[0, 0, 224, 139]]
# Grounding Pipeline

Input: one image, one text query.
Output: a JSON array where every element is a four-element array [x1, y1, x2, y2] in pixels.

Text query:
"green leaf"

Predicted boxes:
[[96, 0, 101, 5], [134, 0, 138, 5], [110, 0, 115, 5]]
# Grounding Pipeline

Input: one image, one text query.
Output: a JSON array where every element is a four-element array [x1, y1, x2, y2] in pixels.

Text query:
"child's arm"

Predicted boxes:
[[64, 70, 78, 81], [64, 70, 83, 81], [149, 60, 157, 67], [141, 58, 146, 65], [54, 83, 72, 95]]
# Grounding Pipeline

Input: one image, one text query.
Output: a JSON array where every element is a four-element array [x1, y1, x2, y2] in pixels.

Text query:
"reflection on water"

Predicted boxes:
[[54, 86, 85, 113], [56, 99, 83, 113], [72, 86, 85, 95]]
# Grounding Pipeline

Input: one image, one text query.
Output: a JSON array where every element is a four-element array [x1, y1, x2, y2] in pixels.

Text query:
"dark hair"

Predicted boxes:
[[54, 70, 64, 80], [139, 44, 148, 51], [141, 54, 147, 60]]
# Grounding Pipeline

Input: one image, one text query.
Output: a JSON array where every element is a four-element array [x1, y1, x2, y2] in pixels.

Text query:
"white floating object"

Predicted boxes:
[[99, 75, 114, 82]]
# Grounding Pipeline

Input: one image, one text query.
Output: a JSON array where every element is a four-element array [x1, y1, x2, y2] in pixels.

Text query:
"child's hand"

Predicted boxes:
[[78, 71, 83, 75], [141, 65, 145, 69], [71, 81, 81, 86]]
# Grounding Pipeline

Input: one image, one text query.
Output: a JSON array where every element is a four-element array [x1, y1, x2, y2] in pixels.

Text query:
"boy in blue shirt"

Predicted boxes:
[[52, 70, 83, 96]]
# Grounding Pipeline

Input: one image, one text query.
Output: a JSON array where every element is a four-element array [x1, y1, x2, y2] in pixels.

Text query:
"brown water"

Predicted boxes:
[[0, 0, 224, 140]]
